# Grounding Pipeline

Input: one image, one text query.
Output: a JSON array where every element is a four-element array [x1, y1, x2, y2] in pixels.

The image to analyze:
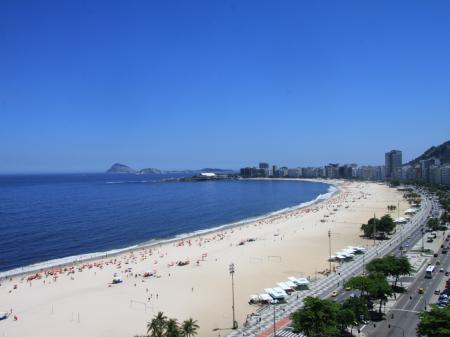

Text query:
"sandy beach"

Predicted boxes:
[[0, 180, 408, 337]]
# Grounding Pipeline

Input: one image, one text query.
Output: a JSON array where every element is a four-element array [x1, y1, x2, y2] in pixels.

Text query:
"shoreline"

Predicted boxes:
[[0, 180, 407, 337], [0, 179, 337, 279]]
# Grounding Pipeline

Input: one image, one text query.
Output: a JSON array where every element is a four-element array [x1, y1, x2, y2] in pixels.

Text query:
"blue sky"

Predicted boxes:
[[1, 0, 449, 173]]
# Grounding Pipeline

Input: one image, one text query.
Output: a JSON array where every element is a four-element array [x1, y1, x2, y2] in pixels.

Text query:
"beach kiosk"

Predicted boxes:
[[277, 282, 294, 293], [264, 287, 288, 301], [258, 293, 273, 303], [405, 208, 417, 215], [249, 293, 273, 304], [288, 277, 310, 290]]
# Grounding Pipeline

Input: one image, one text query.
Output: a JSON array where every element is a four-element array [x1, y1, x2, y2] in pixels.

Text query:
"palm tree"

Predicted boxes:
[[166, 318, 180, 337], [181, 318, 199, 337], [147, 311, 168, 337]]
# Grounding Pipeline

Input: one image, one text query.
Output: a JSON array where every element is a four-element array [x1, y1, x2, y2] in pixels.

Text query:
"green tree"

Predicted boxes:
[[390, 256, 413, 288], [441, 211, 450, 224], [361, 217, 379, 238], [291, 297, 340, 337], [345, 273, 392, 314], [417, 304, 450, 337], [342, 296, 369, 323], [428, 218, 440, 231], [366, 255, 412, 288], [336, 308, 356, 335], [147, 312, 168, 337], [166, 319, 180, 337], [180, 318, 199, 337], [366, 273, 392, 314], [366, 257, 391, 277], [344, 276, 369, 296], [378, 214, 395, 234]]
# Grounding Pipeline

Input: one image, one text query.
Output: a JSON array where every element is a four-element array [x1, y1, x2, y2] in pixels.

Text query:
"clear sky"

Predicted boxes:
[[1, 0, 449, 173]]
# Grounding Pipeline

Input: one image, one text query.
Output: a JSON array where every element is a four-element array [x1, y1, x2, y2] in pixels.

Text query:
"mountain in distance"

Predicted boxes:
[[408, 140, 450, 165], [107, 163, 136, 174], [138, 168, 162, 174], [106, 164, 235, 175]]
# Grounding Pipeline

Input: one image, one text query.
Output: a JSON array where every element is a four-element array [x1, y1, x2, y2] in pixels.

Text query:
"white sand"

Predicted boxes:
[[0, 180, 408, 337]]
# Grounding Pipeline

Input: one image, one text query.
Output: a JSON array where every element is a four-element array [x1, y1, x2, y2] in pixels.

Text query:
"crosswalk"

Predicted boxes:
[[275, 328, 304, 337]]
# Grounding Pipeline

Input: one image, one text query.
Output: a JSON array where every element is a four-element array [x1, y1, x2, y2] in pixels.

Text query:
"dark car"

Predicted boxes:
[[434, 253, 439, 257]]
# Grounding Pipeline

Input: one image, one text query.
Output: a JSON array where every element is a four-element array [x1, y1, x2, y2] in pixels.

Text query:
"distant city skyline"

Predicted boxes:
[[1, 1, 450, 173]]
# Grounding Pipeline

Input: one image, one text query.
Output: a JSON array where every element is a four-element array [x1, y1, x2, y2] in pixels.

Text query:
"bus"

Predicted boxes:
[[425, 265, 435, 279]]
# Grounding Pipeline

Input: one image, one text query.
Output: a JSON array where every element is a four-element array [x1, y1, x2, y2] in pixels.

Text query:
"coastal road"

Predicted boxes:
[[227, 190, 433, 337], [332, 197, 435, 302], [362, 231, 450, 337]]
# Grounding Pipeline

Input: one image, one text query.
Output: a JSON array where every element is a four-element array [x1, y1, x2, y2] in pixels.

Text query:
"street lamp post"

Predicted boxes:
[[229, 263, 238, 329], [400, 223, 404, 256], [373, 213, 377, 246], [272, 301, 277, 337], [421, 226, 425, 252], [328, 230, 332, 274], [362, 253, 365, 275]]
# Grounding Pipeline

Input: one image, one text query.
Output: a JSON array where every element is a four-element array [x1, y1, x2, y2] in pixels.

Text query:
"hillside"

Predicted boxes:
[[106, 164, 235, 175], [409, 140, 450, 165], [106, 163, 136, 174]]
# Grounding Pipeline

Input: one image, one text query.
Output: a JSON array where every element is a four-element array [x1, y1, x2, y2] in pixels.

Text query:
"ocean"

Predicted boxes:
[[0, 174, 332, 274]]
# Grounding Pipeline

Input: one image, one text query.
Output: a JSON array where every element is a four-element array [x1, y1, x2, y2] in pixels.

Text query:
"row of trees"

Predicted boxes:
[[360, 214, 395, 238], [291, 296, 367, 337], [135, 312, 199, 337], [290, 255, 412, 337]]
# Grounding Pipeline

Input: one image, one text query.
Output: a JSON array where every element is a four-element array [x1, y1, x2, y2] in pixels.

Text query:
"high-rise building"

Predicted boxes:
[[385, 150, 402, 179], [259, 162, 270, 177], [287, 168, 301, 178], [441, 166, 450, 185], [272, 165, 278, 177]]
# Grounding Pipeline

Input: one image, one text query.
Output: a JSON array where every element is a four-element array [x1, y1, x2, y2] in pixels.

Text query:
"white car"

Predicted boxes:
[[440, 268, 445, 273]]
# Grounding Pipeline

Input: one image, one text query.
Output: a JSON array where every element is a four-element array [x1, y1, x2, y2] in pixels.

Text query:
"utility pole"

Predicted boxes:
[[229, 263, 238, 329], [398, 200, 404, 256], [373, 212, 377, 246], [362, 252, 365, 275], [273, 303, 276, 337], [328, 229, 332, 273], [421, 226, 425, 252]]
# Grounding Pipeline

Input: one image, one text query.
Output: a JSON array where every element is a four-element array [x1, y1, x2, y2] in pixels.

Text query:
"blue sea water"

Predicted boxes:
[[0, 174, 331, 273]]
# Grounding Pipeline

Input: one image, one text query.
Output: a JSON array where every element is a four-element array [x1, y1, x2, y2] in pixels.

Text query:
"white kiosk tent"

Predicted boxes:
[[249, 293, 273, 304], [277, 282, 294, 293], [284, 280, 297, 289], [394, 217, 408, 224], [404, 208, 418, 215], [288, 277, 310, 289], [264, 287, 288, 300]]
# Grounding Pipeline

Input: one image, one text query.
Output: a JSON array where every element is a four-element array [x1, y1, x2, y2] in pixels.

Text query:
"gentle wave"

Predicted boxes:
[[0, 183, 337, 279]]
